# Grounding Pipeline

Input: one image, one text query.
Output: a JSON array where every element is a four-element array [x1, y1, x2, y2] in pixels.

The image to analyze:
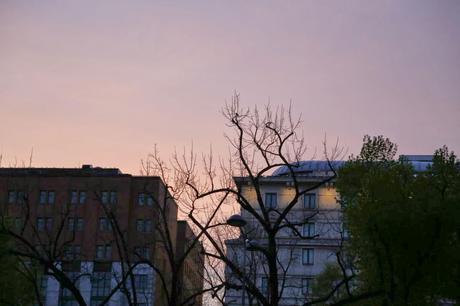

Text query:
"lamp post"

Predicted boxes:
[[227, 214, 248, 306]]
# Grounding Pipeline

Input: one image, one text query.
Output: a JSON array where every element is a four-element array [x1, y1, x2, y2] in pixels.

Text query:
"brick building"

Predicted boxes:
[[0, 165, 203, 306], [176, 221, 204, 306]]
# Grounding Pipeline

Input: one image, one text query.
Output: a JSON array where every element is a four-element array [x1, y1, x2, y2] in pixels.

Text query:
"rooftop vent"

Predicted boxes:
[[82, 164, 93, 169]]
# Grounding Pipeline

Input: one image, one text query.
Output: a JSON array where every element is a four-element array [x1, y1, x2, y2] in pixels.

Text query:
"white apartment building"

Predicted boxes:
[[224, 161, 346, 306]]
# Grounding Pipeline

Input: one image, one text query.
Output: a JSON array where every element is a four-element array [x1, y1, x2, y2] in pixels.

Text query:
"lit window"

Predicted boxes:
[[304, 193, 316, 209], [302, 248, 314, 265], [264, 193, 277, 209]]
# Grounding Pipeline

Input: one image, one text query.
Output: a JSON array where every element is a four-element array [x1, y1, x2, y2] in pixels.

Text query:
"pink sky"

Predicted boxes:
[[1, 1, 459, 174]]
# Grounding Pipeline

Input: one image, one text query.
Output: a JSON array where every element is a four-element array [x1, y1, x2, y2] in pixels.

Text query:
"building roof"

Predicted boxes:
[[0, 165, 128, 177], [271, 160, 345, 176], [271, 157, 433, 177]]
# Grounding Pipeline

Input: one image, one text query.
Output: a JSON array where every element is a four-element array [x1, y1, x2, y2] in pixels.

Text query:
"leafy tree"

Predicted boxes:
[[336, 136, 460, 305], [0, 223, 35, 306]]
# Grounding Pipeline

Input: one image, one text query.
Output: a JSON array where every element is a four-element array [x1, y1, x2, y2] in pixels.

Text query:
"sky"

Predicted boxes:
[[1, 0, 459, 174]]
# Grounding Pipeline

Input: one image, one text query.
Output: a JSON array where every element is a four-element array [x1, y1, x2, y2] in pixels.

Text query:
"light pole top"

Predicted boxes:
[[227, 214, 247, 228]]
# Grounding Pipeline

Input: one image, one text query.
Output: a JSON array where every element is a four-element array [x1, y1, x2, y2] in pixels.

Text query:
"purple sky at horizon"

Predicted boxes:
[[1, 1, 459, 174]]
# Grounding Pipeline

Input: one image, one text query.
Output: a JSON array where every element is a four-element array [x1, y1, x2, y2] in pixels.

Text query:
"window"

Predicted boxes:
[[70, 191, 86, 204], [110, 191, 117, 204], [304, 193, 316, 209], [134, 274, 148, 292], [261, 277, 269, 296], [302, 248, 314, 265], [138, 193, 154, 206], [138, 193, 145, 205], [71, 191, 78, 204], [63, 245, 81, 260], [90, 272, 111, 306], [14, 217, 23, 229], [35, 275, 48, 305], [134, 247, 150, 259], [79, 191, 86, 204], [302, 277, 313, 295], [37, 217, 53, 231], [98, 218, 112, 231], [68, 218, 84, 232], [101, 191, 109, 204], [302, 223, 315, 238], [8, 190, 17, 204], [59, 272, 79, 306], [95, 245, 112, 260], [101, 191, 117, 204], [342, 223, 350, 239], [37, 218, 45, 231], [39, 191, 55, 205], [9, 190, 27, 204], [136, 219, 152, 233], [264, 193, 277, 209]]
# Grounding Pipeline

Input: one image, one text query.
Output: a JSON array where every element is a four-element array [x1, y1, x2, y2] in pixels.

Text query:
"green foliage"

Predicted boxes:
[[0, 225, 36, 306], [311, 263, 348, 305], [336, 136, 460, 305]]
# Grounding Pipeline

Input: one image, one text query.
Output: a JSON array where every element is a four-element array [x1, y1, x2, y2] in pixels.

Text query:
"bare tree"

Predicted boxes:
[[165, 94, 370, 306]]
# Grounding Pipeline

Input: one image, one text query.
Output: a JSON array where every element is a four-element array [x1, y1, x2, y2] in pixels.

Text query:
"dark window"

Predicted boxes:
[[8, 190, 16, 204], [264, 193, 277, 209], [101, 191, 116, 204], [134, 247, 150, 260], [302, 248, 314, 265], [138, 193, 154, 206], [39, 191, 55, 205], [302, 278, 313, 295], [134, 274, 148, 292], [95, 245, 112, 260], [90, 272, 111, 305], [98, 218, 112, 231], [304, 193, 316, 209], [71, 191, 78, 204], [136, 219, 152, 233], [79, 191, 86, 204], [302, 223, 315, 238]]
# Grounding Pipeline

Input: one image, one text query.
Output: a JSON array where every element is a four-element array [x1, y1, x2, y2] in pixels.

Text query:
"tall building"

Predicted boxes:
[[224, 158, 432, 305], [0, 165, 203, 306]]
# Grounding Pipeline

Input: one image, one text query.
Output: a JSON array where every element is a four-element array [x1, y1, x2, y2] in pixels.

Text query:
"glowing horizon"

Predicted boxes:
[[1, 0, 459, 174]]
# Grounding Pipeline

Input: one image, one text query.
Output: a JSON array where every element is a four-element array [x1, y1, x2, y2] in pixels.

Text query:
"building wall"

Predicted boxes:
[[0, 167, 178, 306], [176, 220, 204, 306], [225, 179, 344, 306]]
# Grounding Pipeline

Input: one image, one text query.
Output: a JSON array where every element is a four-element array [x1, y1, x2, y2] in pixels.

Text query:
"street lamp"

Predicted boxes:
[[227, 214, 247, 228], [227, 214, 249, 306]]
